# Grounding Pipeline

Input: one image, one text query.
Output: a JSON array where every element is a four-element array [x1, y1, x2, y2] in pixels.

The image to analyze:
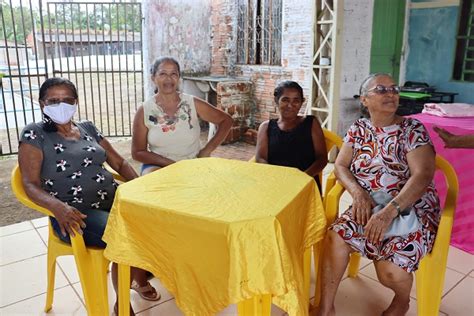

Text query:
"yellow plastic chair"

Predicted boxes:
[[322, 155, 458, 315], [11, 164, 120, 315]]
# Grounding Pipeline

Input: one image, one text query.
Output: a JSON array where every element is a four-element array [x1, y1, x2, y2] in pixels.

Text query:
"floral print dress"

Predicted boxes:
[[143, 93, 201, 162], [330, 118, 441, 272]]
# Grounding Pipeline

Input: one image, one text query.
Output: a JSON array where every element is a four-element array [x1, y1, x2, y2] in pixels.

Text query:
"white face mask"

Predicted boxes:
[[43, 102, 77, 125]]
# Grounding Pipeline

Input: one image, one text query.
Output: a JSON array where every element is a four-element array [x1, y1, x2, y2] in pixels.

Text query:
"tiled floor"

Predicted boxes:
[[1, 214, 473, 315], [1, 164, 473, 315]]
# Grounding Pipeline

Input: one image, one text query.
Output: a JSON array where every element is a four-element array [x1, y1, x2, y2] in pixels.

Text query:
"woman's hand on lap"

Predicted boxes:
[[351, 189, 374, 225], [54, 204, 87, 237]]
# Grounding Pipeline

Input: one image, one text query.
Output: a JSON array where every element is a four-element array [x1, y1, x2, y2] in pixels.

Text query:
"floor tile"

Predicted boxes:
[[72, 275, 174, 314], [359, 263, 465, 298], [57, 256, 80, 284], [218, 303, 286, 315], [334, 274, 419, 315], [37, 226, 48, 245], [0, 221, 34, 237], [31, 216, 49, 228], [447, 246, 474, 274], [136, 299, 182, 315], [439, 276, 474, 315], [0, 254, 68, 307], [0, 229, 46, 265], [0, 285, 86, 315]]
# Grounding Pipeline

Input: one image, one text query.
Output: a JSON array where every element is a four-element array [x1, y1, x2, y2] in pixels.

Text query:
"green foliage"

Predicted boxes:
[[0, 1, 141, 43], [0, 0, 38, 43]]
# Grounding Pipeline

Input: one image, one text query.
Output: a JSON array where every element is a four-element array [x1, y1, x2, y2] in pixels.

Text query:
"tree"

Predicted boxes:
[[0, 0, 39, 44]]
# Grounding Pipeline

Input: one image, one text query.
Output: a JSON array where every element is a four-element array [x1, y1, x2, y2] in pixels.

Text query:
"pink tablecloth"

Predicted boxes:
[[410, 114, 474, 254]]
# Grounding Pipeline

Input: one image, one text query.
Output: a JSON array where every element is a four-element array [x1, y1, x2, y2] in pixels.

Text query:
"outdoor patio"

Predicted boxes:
[[0, 139, 473, 315]]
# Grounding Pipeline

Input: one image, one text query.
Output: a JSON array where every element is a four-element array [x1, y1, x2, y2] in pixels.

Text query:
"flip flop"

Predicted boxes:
[[131, 281, 161, 301]]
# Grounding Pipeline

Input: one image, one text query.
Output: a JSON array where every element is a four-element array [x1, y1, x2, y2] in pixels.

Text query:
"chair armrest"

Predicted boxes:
[[104, 164, 127, 183], [11, 165, 53, 217], [325, 181, 345, 224]]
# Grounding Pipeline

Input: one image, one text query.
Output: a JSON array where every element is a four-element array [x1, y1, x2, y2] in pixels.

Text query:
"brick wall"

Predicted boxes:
[[210, 0, 314, 127], [216, 81, 253, 143]]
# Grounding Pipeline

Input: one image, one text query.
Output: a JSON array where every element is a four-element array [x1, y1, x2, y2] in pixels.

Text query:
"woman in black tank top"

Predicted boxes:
[[255, 81, 328, 191]]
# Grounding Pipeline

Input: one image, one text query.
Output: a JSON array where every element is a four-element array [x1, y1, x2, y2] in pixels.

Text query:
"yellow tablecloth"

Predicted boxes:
[[103, 158, 326, 315]]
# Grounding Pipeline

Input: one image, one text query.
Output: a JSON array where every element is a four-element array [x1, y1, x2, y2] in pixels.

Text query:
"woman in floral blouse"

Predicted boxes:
[[18, 78, 159, 315], [132, 57, 233, 175]]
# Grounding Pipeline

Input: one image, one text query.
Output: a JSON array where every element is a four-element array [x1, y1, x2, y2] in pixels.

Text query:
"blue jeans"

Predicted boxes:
[[50, 209, 110, 248]]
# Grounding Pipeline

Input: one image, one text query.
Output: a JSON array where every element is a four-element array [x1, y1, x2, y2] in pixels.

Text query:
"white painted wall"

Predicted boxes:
[[337, 0, 374, 135], [142, 0, 212, 96]]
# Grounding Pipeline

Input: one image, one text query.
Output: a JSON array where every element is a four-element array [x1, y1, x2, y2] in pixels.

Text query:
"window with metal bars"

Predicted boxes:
[[236, 0, 282, 65], [453, 0, 474, 81]]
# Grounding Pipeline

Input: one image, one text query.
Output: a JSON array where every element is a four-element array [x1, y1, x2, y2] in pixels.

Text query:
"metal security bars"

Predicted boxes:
[[0, 0, 143, 156], [236, 0, 282, 65]]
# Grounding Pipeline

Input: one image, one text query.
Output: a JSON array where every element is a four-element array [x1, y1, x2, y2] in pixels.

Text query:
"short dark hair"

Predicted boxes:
[[39, 77, 78, 101], [273, 81, 304, 103], [150, 56, 181, 77], [39, 77, 78, 132]]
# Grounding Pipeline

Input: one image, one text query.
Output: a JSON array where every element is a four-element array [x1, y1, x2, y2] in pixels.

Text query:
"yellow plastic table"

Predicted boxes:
[[103, 158, 326, 316]]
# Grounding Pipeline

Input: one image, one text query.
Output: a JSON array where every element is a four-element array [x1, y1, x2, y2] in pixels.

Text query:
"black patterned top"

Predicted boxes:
[[19, 121, 117, 212]]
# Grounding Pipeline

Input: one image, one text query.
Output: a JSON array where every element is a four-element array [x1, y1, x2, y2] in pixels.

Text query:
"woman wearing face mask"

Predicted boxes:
[[18, 78, 160, 315]]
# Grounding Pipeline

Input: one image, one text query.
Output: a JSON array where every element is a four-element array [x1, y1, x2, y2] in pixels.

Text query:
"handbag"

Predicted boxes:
[[368, 191, 420, 238]]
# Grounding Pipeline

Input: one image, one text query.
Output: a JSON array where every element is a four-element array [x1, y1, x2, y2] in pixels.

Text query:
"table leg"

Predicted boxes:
[[237, 294, 271, 316], [118, 264, 131, 316]]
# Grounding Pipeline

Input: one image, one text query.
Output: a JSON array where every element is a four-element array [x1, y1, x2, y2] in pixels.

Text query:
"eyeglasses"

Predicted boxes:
[[367, 85, 400, 95], [43, 97, 77, 105]]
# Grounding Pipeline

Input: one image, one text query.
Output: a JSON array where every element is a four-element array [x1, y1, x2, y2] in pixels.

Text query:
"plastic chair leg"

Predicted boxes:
[[118, 264, 131, 316], [348, 252, 361, 278], [237, 294, 272, 316], [44, 247, 57, 312], [70, 236, 109, 315], [415, 251, 447, 315]]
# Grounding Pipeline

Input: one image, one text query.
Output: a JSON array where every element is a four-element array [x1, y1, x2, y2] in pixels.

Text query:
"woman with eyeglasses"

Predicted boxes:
[[18, 77, 159, 315], [255, 80, 328, 190], [132, 56, 233, 175], [316, 73, 440, 316]]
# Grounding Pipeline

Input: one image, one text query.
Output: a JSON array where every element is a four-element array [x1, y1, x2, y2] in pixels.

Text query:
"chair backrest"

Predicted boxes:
[[11, 164, 54, 217], [433, 154, 458, 224], [322, 128, 343, 153]]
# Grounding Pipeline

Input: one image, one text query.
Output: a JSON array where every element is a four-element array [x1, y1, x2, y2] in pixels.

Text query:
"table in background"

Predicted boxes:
[[103, 158, 326, 315], [410, 113, 474, 254]]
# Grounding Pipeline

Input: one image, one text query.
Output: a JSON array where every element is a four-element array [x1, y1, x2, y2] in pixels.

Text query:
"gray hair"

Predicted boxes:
[[358, 73, 393, 118], [359, 73, 393, 96]]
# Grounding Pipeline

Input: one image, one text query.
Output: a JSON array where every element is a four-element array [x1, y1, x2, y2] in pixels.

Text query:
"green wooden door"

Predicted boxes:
[[370, 0, 406, 82]]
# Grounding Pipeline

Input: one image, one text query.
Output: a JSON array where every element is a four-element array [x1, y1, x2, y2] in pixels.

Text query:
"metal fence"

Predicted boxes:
[[0, 0, 143, 155]]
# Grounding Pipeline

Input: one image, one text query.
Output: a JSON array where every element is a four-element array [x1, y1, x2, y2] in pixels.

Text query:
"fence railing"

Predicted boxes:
[[0, 0, 144, 156]]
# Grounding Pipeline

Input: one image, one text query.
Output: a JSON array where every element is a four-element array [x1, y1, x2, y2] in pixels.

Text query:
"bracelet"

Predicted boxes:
[[390, 200, 402, 216]]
